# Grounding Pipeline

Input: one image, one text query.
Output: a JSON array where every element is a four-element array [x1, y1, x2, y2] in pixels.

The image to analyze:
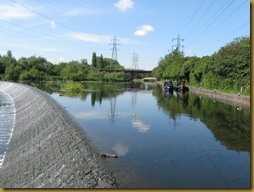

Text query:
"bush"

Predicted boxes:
[[61, 81, 84, 92]]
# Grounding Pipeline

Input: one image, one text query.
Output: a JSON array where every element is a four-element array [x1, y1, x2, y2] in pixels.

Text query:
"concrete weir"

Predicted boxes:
[[0, 81, 118, 188]]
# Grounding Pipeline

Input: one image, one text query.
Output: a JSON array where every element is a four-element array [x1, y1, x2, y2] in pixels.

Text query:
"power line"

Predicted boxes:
[[193, 21, 249, 54], [1, 1, 111, 56], [34, 0, 63, 16], [192, 0, 248, 44], [0, 18, 51, 38], [0, 17, 89, 48], [0, 15, 102, 55], [186, 0, 235, 47], [186, 0, 248, 50], [9, 0, 78, 33], [33, 0, 103, 35], [184, 0, 217, 39], [0, 10, 60, 37], [181, 0, 205, 33]]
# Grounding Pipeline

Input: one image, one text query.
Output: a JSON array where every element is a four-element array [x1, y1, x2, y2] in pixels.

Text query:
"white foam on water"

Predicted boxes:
[[0, 90, 16, 168]]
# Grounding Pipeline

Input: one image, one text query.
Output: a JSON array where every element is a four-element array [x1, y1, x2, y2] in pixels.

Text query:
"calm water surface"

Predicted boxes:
[[32, 82, 250, 188]]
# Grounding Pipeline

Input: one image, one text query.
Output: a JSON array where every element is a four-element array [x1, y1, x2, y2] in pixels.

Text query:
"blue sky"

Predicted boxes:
[[0, 0, 250, 70]]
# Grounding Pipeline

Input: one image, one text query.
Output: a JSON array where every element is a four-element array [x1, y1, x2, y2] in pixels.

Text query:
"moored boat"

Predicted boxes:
[[173, 80, 189, 92], [163, 79, 173, 92]]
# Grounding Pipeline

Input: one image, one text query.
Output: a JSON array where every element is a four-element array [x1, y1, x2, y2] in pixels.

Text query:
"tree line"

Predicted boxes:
[[152, 36, 250, 95], [0, 51, 126, 82]]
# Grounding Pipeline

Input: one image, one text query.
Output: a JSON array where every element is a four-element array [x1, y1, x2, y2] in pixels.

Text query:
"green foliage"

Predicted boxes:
[[5, 63, 21, 81], [0, 50, 126, 82], [19, 66, 45, 81], [87, 70, 103, 81], [102, 58, 124, 70], [99, 54, 104, 69], [103, 72, 126, 81], [92, 52, 97, 68], [61, 80, 84, 93], [153, 36, 250, 95], [60, 61, 88, 81]]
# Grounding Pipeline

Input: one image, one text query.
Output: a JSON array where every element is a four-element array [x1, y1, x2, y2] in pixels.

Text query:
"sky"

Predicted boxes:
[[0, 0, 250, 70]]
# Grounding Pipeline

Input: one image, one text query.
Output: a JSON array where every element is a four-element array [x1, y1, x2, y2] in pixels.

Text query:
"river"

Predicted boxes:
[[4, 82, 252, 188]]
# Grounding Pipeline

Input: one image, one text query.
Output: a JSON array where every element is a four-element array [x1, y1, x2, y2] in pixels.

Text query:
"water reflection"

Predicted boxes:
[[163, 90, 173, 99], [27, 82, 250, 188], [131, 119, 150, 133], [75, 111, 108, 120], [112, 143, 129, 157], [29, 81, 250, 153], [109, 95, 117, 124], [153, 86, 250, 152]]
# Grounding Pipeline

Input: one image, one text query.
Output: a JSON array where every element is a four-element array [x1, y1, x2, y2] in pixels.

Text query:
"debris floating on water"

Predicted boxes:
[[101, 153, 118, 158]]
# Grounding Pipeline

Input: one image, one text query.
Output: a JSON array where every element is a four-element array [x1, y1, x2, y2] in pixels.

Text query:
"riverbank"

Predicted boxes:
[[0, 81, 118, 188], [189, 87, 250, 109], [158, 82, 250, 109]]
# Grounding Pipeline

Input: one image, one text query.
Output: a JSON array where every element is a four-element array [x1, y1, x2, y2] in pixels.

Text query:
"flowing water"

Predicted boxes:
[[0, 90, 15, 168]]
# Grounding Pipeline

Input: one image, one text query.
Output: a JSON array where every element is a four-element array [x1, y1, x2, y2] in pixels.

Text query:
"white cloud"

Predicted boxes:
[[39, 47, 60, 52], [48, 58, 65, 64], [114, 0, 134, 12], [50, 21, 56, 29], [68, 32, 110, 44], [119, 37, 144, 45], [64, 6, 101, 16], [134, 25, 154, 37], [68, 32, 141, 45], [0, 41, 61, 53], [0, 3, 35, 19]]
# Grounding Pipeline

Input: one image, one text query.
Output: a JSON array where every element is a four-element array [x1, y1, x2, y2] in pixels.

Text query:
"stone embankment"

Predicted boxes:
[[189, 87, 250, 109], [159, 82, 250, 109], [0, 81, 118, 188]]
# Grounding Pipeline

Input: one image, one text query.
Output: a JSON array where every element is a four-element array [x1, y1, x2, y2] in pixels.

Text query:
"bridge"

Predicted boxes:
[[101, 69, 152, 81]]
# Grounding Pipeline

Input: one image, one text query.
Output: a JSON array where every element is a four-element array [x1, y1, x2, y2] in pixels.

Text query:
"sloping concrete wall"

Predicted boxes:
[[0, 82, 118, 188]]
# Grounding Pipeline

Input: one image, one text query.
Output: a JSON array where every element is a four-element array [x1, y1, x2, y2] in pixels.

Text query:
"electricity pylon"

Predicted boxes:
[[132, 52, 138, 70], [109, 36, 120, 69], [172, 34, 184, 53]]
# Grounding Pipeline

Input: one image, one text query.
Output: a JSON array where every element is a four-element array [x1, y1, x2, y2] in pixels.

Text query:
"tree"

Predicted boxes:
[[6, 50, 13, 58], [99, 54, 104, 69], [5, 63, 21, 81], [153, 35, 250, 94], [19, 66, 45, 81], [92, 52, 97, 68], [204, 36, 250, 92], [0, 60, 5, 74]]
